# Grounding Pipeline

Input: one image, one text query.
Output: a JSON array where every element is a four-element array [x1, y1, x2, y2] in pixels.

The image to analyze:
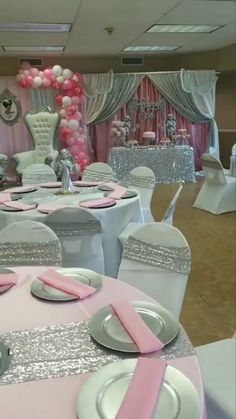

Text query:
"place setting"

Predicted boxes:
[[0, 268, 18, 295], [30, 267, 103, 301], [98, 183, 138, 199]]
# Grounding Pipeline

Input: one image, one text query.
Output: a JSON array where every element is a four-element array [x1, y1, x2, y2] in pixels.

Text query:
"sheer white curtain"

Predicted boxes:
[[180, 69, 219, 157]]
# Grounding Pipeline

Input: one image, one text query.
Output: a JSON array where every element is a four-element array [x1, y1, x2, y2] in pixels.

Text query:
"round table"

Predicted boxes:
[[0, 187, 142, 278], [0, 266, 206, 419]]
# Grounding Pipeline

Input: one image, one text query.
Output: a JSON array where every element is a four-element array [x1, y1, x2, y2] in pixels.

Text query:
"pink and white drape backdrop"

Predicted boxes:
[[91, 77, 210, 170]]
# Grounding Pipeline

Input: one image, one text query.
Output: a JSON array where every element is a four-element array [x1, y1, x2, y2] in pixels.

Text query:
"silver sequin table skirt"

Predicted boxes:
[[108, 146, 196, 184]]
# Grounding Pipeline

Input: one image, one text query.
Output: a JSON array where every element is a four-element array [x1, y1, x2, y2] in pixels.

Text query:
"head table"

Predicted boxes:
[[108, 145, 196, 184], [0, 266, 206, 419], [0, 186, 142, 278]]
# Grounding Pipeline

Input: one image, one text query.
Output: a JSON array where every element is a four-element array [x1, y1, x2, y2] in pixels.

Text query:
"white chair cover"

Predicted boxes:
[[125, 166, 155, 222], [193, 153, 236, 214], [0, 220, 62, 266], [82, 162, 115, 182], [44, 207, 105, 274], [196, 338, 235, 419], [22, 163, 57, 185], [117, 222, 191, 319], [229, 144, 236, 177], [162, 183, 183, 225], [0, 153, 8, 182]]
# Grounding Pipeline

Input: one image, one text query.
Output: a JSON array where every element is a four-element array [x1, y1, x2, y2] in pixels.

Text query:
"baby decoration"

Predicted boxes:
[[165, 114, 176, 142], [16, 62, 89, 173], [0, 89, 22, 126], [174, 128, 190, 145]]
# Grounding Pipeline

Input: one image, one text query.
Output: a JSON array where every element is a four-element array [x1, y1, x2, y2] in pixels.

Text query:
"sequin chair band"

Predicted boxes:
[[0, 241, 62, 266], [46, 221, 102, 237], [83, 169, 115, 182], [126, 174, 155, 189], [123, 236, 191, 274]]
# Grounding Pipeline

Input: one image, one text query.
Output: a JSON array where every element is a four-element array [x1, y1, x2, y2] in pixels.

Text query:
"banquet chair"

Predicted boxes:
[[125, 166, 155, 223], [196, 336, 235, 419], [193, 153, 236, 214], [162, 183, 183, 225], [12, 107, 60, 183], [82, 162, 115, 183], [117, 222, 191, 319], [0, 153, 8, 185], [22, 163, 57, 185], [229, 143, 236, 177], [0, 220, 62, 266], [44, 207, 105, 273]]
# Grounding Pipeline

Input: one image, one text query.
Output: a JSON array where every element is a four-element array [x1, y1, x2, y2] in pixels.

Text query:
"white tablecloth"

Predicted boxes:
[[0, 189, 142, 278], [108, 145, 196, 183], [0, 266, 206, 419]]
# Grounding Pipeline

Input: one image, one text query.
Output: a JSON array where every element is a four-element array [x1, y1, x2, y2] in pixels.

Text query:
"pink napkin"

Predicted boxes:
[[79, 197, 115, 208], [111, 300, 164, 353], [0, 192, 11, 203], [3, 201, 36, 211], [109, 185, 127, 200], [0, 273, 18, 287], [116, 358, 167, 419], [37, 268, 97, 299]]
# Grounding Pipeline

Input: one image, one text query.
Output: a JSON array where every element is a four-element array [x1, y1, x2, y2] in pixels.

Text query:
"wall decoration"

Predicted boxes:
[[127, 96, 166, 121], [0, 89, 22, 126]]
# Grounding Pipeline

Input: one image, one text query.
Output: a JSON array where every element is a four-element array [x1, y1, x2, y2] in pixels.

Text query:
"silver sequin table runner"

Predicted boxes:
[[0, 320, 194, 385], [108, 146, 196, 183]]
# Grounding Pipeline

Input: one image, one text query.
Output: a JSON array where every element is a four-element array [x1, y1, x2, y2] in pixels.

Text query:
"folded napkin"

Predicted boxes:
[[79, 197, 115, 208], [3, 201, 36, 211], [37, 268, 97, 299], [0, 273, 18, 287], [116, 358, 167, 419], [106, 184, 127, 200], [0, 192, 11, 204], [111, 300, 164, 353]]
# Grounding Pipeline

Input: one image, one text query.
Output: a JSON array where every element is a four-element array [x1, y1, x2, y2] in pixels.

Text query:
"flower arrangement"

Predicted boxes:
[[110, 116, 132, 145], [174, 128, 190, 145]]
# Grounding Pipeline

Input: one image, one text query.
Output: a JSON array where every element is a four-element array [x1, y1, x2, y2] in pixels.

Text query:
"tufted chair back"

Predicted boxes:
[[24, 107, 60, 163]]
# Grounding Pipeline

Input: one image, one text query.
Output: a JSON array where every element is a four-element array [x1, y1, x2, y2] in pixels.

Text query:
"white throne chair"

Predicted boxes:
[[0, 153, 8, 184], [12, 107, 60, 182]]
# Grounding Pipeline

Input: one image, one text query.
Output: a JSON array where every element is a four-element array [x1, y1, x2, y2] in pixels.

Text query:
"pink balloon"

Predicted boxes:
[[72, 131, 80, 139], [39, 71, 44, 77], [74, 111, 82, 121], [62, 80, 73, 90], [78, 151, 86, 159], [78, 127, 84, 134], [77, 137, 85, 145], [71, 96, 80, 105], [66, 137, 75, 147], [60, 119, 68, 128], [30, 68, 39, 77], [60, 109, 67, 117], [26, 75, 33, 85], [43, 68, 52, 79], [23, 69, 30, 77], [70, 145, 80, 155], [42, 78, 51, 87]]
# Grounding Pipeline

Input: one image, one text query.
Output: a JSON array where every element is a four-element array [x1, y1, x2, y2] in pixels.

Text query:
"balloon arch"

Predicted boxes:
[[16, 62, 88, 172]]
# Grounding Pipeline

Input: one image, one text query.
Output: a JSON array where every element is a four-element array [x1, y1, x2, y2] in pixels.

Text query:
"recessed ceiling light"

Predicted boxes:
[[123, 45, 179, 52], [0, 23, 71, 32], [2, 46, 65, 52], [146, 24, 223, 33]]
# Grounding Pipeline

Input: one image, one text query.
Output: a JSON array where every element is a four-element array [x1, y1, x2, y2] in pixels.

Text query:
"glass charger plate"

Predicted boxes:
[[73, 181, 100, 187], [89, 301, 179, 353], [0, 268, 15, 294], [39, 182, 62, 188], [79, 198, 116, 209], [104, 191, 137, 199], [0, 204, 24, 212], [0, 341, 11, 376], [77, 359, 201, 419], [7, 186, 37, 194], [31, 268, 103, 301]]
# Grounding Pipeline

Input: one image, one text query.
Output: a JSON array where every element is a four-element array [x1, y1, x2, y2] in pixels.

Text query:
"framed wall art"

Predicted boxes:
[[0, 89, 22, 126]]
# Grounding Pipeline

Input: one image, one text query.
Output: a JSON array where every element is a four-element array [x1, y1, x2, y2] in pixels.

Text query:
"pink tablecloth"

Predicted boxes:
[[0, 266, 207, 419]]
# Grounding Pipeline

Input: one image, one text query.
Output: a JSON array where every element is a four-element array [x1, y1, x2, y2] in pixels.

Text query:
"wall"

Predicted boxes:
[[0, 43, 235, 165]]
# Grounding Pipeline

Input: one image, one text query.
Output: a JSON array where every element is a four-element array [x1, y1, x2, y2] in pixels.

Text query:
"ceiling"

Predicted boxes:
[[0, 0, 235, 57]]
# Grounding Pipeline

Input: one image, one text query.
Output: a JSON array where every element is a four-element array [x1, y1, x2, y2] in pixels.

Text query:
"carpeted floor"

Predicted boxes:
[[151, 180, 236, 346]]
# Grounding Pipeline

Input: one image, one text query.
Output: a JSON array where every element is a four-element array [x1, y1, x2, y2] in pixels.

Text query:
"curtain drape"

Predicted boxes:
[[30, 87, 56, 110], [83, 70, 114, 124], [93, 73, 144, 124], [148, 71, 219, 156]]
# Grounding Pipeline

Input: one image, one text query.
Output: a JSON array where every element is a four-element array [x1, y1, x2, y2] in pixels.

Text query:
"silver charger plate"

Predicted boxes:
[[89, 301, 179, 352], [103, 190, 137, 199], [0, 341, 11, 376], [98, 185, 114, 192], [0, 268, 15, 294], [77, 358, 201, 419], [0, 204, 24, 212], [79, 198, 116, 209], [31, 268, 103, 301]]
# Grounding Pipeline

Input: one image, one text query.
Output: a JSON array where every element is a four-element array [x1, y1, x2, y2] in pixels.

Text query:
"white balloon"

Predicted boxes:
[[60, 109, 67, 117], [33, 76, 42, 87], [52, 65, 63, 77], [62, 68, 73, 80], [68, 119, 79, 131], [62, 96, 72, 107], [56, 76, 64, 84], [60, 119, 68, 128], [16, 74, 23, 82]]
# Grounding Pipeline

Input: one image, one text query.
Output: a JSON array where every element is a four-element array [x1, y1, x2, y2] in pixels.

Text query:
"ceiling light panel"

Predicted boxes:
[[3, 46, 65, 52], [147, 24, 223, 33], [0, 23, 71, 32], [123, 45, 179, 52]]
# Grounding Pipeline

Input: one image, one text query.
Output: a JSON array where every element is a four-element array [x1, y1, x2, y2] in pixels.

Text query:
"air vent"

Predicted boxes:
[[121, 57, 143, 65], [19, 58, 43, 67]]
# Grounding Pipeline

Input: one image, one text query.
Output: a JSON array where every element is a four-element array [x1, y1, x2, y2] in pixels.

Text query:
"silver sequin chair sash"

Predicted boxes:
[[0, 241, 62, 266], [47, 221, 102, 237], [126, 174, 155, 189], [83, 169, 115, 182], [123, 236, 191, 274], [23, 173, 56, 185]]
